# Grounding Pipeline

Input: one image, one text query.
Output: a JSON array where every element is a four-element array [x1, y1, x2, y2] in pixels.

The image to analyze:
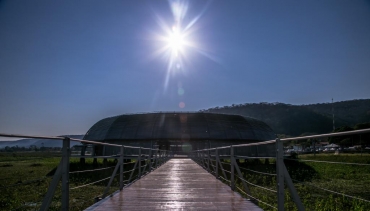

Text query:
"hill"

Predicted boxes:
[[201, 99, 370, 136], [304, 99, 370, 126], [0, 135, 83, 149]]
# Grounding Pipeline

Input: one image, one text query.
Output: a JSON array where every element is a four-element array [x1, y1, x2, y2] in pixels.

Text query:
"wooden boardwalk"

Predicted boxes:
[[86, 159, 263, 211]]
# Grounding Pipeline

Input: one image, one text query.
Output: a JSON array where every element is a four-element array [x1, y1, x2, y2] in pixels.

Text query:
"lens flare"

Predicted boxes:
[[178, 88, 185, 96], [179, 102, 185, 108]]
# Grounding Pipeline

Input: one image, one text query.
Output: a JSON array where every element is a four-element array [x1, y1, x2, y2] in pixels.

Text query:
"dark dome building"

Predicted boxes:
[[83, 112, 276, 156]]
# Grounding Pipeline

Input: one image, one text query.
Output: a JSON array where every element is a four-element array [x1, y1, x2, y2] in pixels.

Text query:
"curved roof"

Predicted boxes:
[[83, 112, 276, 141]]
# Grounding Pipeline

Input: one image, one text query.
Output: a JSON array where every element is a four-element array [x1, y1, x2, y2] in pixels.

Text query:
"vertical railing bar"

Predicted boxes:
[[157, 149, 160, 166], [138, 147, 142, 178], [231, 146, 235, 190], [141, 154, 148, 175], [276, 138, 285, 210], [199, 151, 202, 165], [154, 149, 158, 168], [158, 150, 162, 165], [120, 146, 124, 190], [149, 148, 153, 171], [207, 149, 210, 172], [203, 151, 208, 169], [202, 151, 205, 168], [215, 148, 219, 178], [61, 137, 70, 211]]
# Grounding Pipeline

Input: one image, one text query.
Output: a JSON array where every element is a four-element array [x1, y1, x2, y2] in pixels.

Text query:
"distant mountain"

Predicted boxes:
[[0, 135, 83, 149], [201, 99, 370, 136]]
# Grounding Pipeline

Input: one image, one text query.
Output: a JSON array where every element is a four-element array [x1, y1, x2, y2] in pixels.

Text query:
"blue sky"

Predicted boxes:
[[1, 0, 370, 138]]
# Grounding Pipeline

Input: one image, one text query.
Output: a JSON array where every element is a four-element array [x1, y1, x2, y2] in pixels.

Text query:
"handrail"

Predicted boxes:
[[280, 128, 370, 142], [4, 128, 368, 150], [0, 133, 64, 140], [0, 133, 169, 152], [192, 128, 370, 152]]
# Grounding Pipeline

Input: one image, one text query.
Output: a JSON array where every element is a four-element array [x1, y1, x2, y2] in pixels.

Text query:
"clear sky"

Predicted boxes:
[[1, 0, 370, 138]]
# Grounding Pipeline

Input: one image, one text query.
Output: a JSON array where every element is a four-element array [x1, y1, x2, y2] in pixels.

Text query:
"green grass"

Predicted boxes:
[[224, 154, 370, 211], [0, 152, 143, 211], [0, 153, 61, 210]]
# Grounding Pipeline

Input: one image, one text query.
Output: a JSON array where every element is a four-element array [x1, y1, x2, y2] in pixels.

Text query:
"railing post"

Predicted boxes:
[[138, 147, 142, 178], [120, 146, 124, 190], [149, 149, 153, 172], [215, 148, 219, 178], [200, 150, 206, 169], [207, 149, 210, 172], [230, 146, 235, 190], [276, 138, 285, 210], [203, 151, 206, 169], [199, 151, 202, 165], [61, 137, 70, 211], [154, 149, 158, 168]]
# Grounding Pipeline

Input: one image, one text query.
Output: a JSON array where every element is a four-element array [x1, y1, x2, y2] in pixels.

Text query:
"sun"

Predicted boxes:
[[167, 26, 184, 57], [152, 0, 214, 89]]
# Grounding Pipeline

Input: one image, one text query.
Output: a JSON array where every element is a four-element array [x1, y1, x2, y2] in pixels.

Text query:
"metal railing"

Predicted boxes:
[[189, 128, 370, 211], [1, 128, 369, 210], [0, 133, 171, 211]]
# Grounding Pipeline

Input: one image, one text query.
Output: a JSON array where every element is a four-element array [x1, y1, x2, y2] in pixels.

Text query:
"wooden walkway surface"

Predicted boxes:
[[86, 159, 263, 211]]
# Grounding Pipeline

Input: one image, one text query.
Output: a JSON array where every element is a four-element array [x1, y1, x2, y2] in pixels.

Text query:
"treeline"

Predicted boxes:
[[328, 122, 370, 146], [0, 145, 62, 152], [201, 99, 370, 137]]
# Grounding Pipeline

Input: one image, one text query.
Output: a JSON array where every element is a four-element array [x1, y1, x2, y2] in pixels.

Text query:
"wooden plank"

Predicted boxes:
[[85, 159, 263, 211]]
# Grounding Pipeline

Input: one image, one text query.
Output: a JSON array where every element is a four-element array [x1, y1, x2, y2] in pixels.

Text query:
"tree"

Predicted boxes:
[[329, 126, 353, 144], [340, 138, 352, 147]]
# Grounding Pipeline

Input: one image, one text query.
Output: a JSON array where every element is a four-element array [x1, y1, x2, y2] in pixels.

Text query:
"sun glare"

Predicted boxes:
[[152, 0, 213, 91], [167, 26, 184, 57]]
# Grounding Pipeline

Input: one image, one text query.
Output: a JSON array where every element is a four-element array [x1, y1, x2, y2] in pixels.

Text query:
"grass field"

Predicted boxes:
[[1, 152, 370, 210], [231, 153, 370, 211], [0, 152, 130, 211]]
